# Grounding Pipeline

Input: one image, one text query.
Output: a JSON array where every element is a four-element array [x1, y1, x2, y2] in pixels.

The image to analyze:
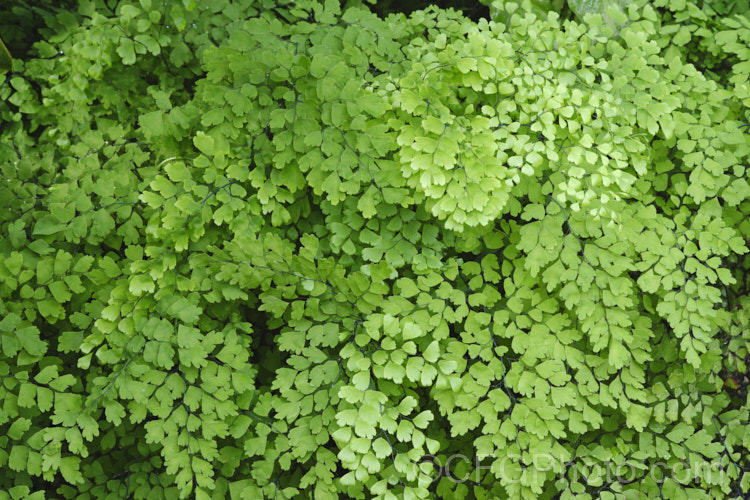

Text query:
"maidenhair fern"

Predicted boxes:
[[0, 0, 749, 499]]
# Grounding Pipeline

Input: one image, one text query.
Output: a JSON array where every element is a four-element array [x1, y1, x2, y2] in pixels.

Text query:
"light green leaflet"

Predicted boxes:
[[0, 0, 749, 498]]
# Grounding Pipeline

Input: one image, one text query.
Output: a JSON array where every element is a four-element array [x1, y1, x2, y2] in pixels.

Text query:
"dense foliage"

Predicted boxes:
[[1, 0, 750, 498]]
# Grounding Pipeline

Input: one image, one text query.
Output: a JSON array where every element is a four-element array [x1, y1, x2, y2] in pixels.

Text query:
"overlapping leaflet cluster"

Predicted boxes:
[[0, 0, 749, 498]]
